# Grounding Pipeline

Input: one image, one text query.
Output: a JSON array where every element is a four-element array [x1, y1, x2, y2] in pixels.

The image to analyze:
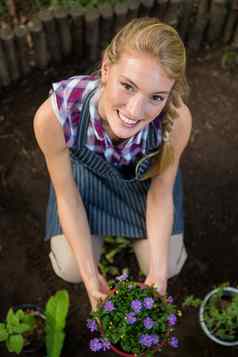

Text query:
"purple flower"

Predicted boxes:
[[104, 300, 115, 312], [101, 339, 111, 351], [139, 334, 155, 348], [143, 317, 155, 329], [168, 314, 177, 326], [86, 319, 97, 332], [126, 312, 137, 325], [116, 272, 128, 281], [167, 296, 174, 304], [169, 336, 179, 348], [143, 297, 154, 309], [89, 338, 103, 351], [151, 334, 159, 345], [131, 299, 142, 313]]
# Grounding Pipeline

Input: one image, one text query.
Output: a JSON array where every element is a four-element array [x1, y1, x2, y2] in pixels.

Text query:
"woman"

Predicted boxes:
[[34, 17, 192, 310]]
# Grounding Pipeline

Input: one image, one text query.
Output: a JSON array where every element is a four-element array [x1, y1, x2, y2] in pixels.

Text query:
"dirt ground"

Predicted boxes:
[[0, 47, 238, 357]]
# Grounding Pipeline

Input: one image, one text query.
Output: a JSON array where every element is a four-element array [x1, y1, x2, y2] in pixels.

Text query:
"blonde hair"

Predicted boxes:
[[103, 17, 189, 178]]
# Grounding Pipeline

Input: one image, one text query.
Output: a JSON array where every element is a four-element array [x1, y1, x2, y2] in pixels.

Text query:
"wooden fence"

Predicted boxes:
[[0, 0, 238, 87]]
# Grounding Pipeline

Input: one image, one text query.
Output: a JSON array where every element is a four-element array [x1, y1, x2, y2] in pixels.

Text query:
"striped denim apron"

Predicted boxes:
[[45, 89, 184, 240]]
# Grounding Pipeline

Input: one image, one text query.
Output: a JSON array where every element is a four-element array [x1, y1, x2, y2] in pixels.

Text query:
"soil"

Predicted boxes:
[[0, 47, 238, 357]]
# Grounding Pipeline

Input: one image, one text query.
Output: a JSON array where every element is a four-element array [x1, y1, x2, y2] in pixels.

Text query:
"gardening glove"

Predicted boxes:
[[144, 271, 167, 296]]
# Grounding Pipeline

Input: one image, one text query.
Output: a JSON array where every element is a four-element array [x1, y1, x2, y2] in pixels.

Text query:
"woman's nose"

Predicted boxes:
[[126, 94, 146, 119]]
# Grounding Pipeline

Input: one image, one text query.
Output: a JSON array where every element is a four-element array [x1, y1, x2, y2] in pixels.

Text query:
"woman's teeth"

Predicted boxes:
[[118, 112, 138, 125]]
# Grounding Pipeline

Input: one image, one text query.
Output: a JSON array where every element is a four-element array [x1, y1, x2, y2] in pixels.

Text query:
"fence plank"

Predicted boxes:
[[223, 0, 238, 43], [207, 0, 228, 44], [188, 0, 209, 51], [139, 0, 155, 17], [70, 5, 85, 60], [0, 39, 10, 86], [98, 3, 114, 51], [178, 0, 194, 41], [164, 0, 182, 28], [54, 7, 72, 57], [0, 26, 20, 81], [127, 0, 140, 21], [114, 2, 129, 34], [85, 7, 100, 64], [154, 0, 169, 20], [28, 18, 49, 69], [15, 25, 31, 75], [39, 9, 62, 63]]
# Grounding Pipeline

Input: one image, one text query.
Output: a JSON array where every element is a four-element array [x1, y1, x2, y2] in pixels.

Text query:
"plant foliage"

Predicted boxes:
[[88, 276, 179, 355], [45, 289, 70, 357], [0, 308, 36, 354]]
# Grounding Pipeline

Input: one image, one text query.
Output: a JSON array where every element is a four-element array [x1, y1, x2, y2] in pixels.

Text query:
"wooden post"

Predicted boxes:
[[39, 8, 62, 63], [70, 5, 85, 60], [164, 0, 182, 28], [0, 39, 10, 86], [127, 0, 140, 21], [232, 20, 238, 47], [223, 0, 238, 44], [28, 18, 49, 69], [54, 7, 72, 57], [85, 7, 100, 64], [114, 2, 128, 34], [188, 0, 209, 51], [0, 26, 20, 81], [178, 0, 194, 41], [15, 25, 31, 75], [139, 0, 155, 17], [207, 0, 228, 44], [154, 0, 169, 21], [98, 3, 114, 51]]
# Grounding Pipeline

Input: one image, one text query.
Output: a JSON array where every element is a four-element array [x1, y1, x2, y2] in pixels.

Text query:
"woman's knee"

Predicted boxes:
[[49, 234, 103, 283], [133, 234, 187, 279], [168, 233, 187, 278], [49, 234, 82, 283]]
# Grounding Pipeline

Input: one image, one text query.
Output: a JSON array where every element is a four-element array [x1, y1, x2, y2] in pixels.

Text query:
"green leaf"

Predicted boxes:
[[6, 308, 19, 326], [14, 323, 33, 334], [6, 335, 24, 354], [46, 329, 64, 357], [0, 324, 8, 342], [45, 290, 69, 330], [45, 290, 69, 357]]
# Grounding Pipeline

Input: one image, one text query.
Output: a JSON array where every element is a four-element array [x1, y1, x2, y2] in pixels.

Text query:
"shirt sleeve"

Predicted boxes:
[[50, 77, 83, 148]]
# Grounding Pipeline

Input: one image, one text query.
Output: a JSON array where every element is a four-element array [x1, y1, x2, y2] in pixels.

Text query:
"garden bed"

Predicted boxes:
[[0, 46, 238, 356]]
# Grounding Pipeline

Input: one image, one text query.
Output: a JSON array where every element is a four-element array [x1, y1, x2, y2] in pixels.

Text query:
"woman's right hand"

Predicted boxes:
[[85, 273, 110, 311]]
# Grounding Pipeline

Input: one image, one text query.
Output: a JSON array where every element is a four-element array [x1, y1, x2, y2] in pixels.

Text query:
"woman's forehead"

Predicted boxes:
[[113, 50, 174, 93]]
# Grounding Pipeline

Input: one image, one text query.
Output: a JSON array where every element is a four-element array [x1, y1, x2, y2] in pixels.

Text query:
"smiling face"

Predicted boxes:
[[98, 50, 175, 140]]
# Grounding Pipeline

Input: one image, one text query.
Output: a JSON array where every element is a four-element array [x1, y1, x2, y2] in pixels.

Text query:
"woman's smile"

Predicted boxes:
[[117, 110, 140, 128]]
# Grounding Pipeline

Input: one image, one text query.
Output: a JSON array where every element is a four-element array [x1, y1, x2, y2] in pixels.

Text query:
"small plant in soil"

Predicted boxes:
[[183, 283, 238, 344], [0, 306, 44, 354], [87, 273, 180, 356], [0, 289, 69, 356]]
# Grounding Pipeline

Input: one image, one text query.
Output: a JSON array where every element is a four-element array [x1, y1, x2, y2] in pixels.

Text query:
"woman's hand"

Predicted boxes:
[[85, 273, 110, 311], [144, 270, 168, 296]]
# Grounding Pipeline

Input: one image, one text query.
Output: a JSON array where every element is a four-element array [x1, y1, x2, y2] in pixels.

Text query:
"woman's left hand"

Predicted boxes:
[[144, 271, 168, 296]]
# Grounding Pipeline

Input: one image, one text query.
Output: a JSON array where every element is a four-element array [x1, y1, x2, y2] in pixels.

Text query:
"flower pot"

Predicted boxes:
[[90, 280, 177, 355], [13, 304, 45, 353], [199, 287, 238, 346]]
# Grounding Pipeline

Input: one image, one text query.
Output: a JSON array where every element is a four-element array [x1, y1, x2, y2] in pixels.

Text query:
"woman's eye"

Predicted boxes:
[[121, 82, 133, 91], [151, 95, 164, 102]]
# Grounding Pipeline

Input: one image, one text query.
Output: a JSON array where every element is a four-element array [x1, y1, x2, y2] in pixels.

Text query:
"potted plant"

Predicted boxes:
[[0, 304, 44, 354], [87, 273, 180, 356], [183, 284, 238, 347], [0, 289, 70, 356]]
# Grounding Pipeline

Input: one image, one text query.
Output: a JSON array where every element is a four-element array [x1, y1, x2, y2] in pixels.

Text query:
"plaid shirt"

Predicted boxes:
[[50, 76, 162, 167]]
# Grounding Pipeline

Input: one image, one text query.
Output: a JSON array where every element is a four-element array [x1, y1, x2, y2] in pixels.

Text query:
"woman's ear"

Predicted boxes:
[[101, 56, 111, 84]]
